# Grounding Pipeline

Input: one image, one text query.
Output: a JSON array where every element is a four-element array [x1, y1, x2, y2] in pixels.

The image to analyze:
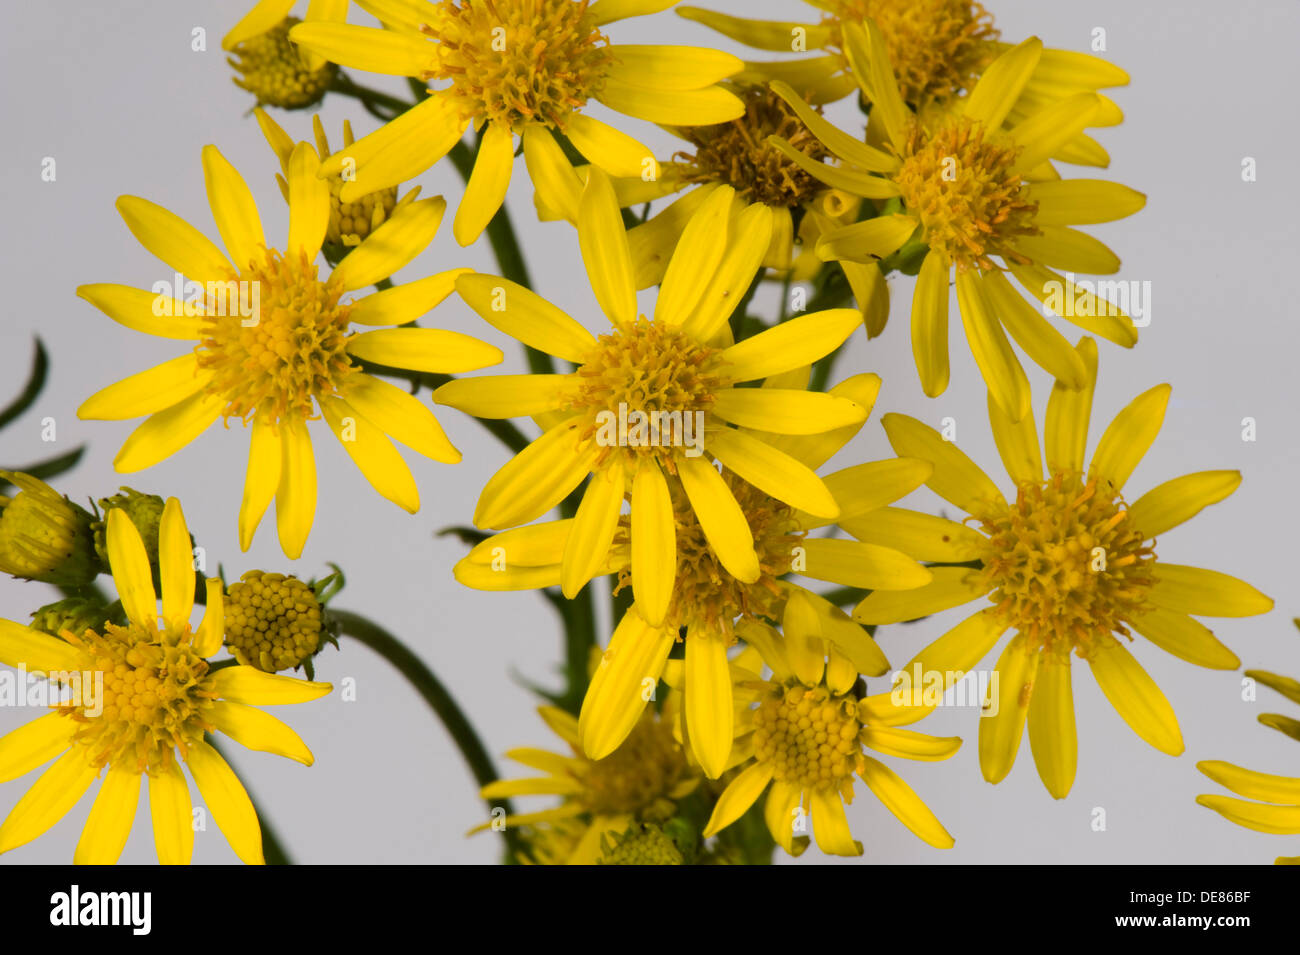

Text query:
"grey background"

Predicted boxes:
[[1, 0, 1297, 864]]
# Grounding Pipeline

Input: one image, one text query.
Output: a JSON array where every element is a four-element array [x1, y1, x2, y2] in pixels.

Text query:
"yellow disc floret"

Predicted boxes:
[[423, 0, 613, 129], [975, 472, 1157, 659], [196, 248, 357, 424], [228, 17, 336, 109], [579, 711, 689, 819], [598, 823, 685, 865], [224, 571, 323, 673], [677, 86, 828, 206], [60, 623, 216, 774], [571, 317, 725, 471], [824, 0, 998, 106], [753, 681, 861, 793], [893, 117, 1038, 269]]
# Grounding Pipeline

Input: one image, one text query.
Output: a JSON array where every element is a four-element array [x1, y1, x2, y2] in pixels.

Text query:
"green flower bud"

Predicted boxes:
[[0, 472, 100, 586]]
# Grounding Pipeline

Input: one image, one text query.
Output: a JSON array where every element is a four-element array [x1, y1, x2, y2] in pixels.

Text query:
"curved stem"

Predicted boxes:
[[331, 608, 521, 860]]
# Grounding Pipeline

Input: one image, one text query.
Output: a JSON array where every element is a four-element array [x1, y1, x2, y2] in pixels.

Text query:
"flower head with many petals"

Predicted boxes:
[[0, 499, 331, 864], [700, 643, 958, 857], [290, 0, 748, 245], [453, 362, 936, 780], [853, 338, 1273, 797], [77, 144, 501, 558], [769, 23, 1146, 420]]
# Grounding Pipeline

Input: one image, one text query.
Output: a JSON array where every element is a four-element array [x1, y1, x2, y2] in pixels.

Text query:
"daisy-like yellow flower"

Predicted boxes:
[[474, 703, 699, 864], [769, 22, 1146, 419], [700, 639, 958, 857], [453, 367, 935, 777], [225, 1, 353, 108], [1197, 666, 1300, 865], [678, 0, 1128, 161], [437, 171, 871, 606], [76, 143, 500, 558], [254, 108, 424, 249], [853, 337, 1274, 797], [289, 0, 747, 245], [0, 498, 332, 864]]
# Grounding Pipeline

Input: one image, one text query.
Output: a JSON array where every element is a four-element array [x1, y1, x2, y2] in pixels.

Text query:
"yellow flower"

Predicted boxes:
[[77, 143, 500, 558], [254, 109, 424, 248], [853, 337, 1274, 797], [0, 498, 332, 864], [0, 472, 99, 587], [289, 0, 747, 245], [701, 643, 958, 857], [679, 0, 1127, 152], [225, 0, 351, 73], [474, 703, 699, 865], [769, 23, 1146, 420], [437, 172, 875, 599], [454, 365, 935, 778], [1197, 760, 1300, 865]]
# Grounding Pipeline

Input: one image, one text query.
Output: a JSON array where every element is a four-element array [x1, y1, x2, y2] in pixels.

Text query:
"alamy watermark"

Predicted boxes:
[[1041, 272, 1151, 327], [151, 273, 260, 326], [594, 402, 704, 457], [0, 664, 103, 717]]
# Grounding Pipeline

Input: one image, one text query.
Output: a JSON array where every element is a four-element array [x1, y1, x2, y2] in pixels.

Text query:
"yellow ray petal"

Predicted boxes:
[[210, 666, 332, 705], [285, 143, 330, 258], [1195, 795, 1300, 835], [686, 633, 734, 779], [608, 43, 743, 89], [113, 391, 224, 474], [655, 186, 734, 326], [347, 268, 471, 326], [579, 611, 675, 759], [238, 415, 281, 551], [349, 374, 461, 463], [1009, 92, 1101, 173], [716, 307, 860, 381], [958, 270, 1031, 422], [979, 633, 1039, 784], [963, 37, 1042, 128], [880, 413, 1006, 516], [596, 77, 744, 124], [800, 538, 932, 591], [858, 756, 953, 848], [224, 0, 296, 48], [1087, 640, 1183, 755], [1088, 383, 1170, 491], [107, 508, 157, 628], [859, 726, 962, 762], [1129, 608, 1240, 670], [631, 462, 675, 628], [911, 251, 950, 396], [1028, 656, 1076, 798], [710, 388, 865, 434], [149, 759, 194, 865], [75, 284, 205, 340], [185, 740, 263, 865], [987, 389, 1042, 486], [702, 762, 773, 837], [158, 498, 194, 630], [841, 506, 985, 563], [1147, 563, 1272, 618], [980, 269, 1088, 388], [820, 458, 932, 520], [1197, 760, 1300, 804], [707, 428, 839, 518], [1009, 262, 1138, 347], [288, 21, 431, 76], [1015, 226, 1121, 276], [676, 454, 759, 583], [346, 327, 502, 375], [201, 145, 265, 271], [578, 168, 638, 325], [320, 396, 419, 513], [1043, 336, 1098, 474], [332, 196, 448, 291], [1126, 470, 1241, 538], [474, 421, 598, 530], [193, 579, 225, 658], [78, 355, 209, 420], [810, 787, 862, 856], [561, 461, 625, 598], [208, 700, 315, 765], [816, 214, 916, 261], [454, 122, 515, 246], [456, 274, 595, 364], [115, 196, 232, 285], [902, 609, 1008, 680], [852, 566, 986, 625], [845, 21, 909, 152], [1029, 180, 1147, 226], [274, 415, 316, 560], [0, 712, 74, 783], [0, 749, 97, 854], [74, 765, 141, 865], [565, 113, 653, 179]]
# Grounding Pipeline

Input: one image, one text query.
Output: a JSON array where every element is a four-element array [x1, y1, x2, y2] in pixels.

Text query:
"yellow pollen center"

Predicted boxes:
[[60, 623, 215, 774], [825, 0, 998, 106], [423, 0, 613, 129], [676, 87, 829, 206], [224, 571, 323, 673], [570, 317, 724, 472], [577, 714, 685, 818], [893, 117, 1038, 269], [753, 682, 861, 789], [616, 475, 803, 635], [196, 248, 357, 424], [976, 472, 1157, 659]]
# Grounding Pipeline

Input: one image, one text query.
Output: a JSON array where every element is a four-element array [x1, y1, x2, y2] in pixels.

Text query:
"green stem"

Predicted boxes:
[[331, 608, 522, 860], [328, 72, 411, 120], [209, 739, 292, 865]]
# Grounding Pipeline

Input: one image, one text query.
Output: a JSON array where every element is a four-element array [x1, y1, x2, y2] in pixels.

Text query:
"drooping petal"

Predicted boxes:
[[320, 396, 419, 513], [453, 121, 515, 246], [1028, 657, 1077, 799], [208, 700, 315, 765], [149, 759, 194, 865], [349, 374, 462, 463], [113, 391, 225, 473], [858, 756, 954, 849], [631, 462, 675, 628], [0, 749, 97, 854], [685, 633, 734, 779], [185, 740, 264, 865], [579, 611, 675, 759], [274, 415, 317, 560], [978, 634, 1039, 784], [0, 713, 74, 783], [238, 415, 282, 551], [577, 167, 638, 325], [561, 461, 625, 598], [676, 454, 759, 583], [1087, 640, 1183, 755], [74, 765, 141, 865], [702, 762, 773, 836], [210, 666, 332, 705]]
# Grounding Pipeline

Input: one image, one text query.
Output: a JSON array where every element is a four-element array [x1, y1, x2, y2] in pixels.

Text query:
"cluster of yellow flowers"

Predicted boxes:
[[0, 0, 1293, 866]]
